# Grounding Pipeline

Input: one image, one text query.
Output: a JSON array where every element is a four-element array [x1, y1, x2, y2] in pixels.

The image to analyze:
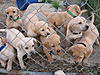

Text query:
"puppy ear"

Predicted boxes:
[[74, 5, 81, 15], [16, 7, 21, 16], [0, 37, 7, 44], [33, 38, 37, 43], [44, 42, 50, 49]]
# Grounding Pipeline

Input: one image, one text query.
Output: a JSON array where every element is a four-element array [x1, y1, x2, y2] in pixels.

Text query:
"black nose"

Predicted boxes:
[[10, 15, 13, 18], [86, 26, 89, 29], [75, 62, 79, 65], [47, 33, 50, 35]]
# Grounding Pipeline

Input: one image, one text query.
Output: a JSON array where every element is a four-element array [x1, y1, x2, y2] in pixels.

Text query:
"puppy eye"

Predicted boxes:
[[13, 11, 15, 13], [52, 45, 55, 47], [6, 12, 9, 14], [78, 22, 82, 24], [41, 29, 44, 31], [25, 47, 28, 49], [32, 45, 34, 47]]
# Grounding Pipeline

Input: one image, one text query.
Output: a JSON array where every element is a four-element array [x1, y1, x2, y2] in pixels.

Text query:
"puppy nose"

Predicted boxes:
[[75, 62, 79, 65], [10, 15, 13, 18], [86, 26, 89, 29], [47, 33, 50, 35]]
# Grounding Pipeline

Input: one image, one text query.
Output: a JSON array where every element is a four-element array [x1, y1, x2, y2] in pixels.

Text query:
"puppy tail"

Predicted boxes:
[[91, 12, 95, 24], [79, 10, 87, 16], [40, 9, 49, 17]]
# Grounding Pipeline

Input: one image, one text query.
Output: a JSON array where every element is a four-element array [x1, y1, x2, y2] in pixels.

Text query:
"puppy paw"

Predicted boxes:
[[21, 65, 26, 70], [7, 67, 12, 72]]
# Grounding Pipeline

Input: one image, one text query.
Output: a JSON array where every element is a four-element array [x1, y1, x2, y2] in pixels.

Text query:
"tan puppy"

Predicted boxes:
[[68, 13, 99, 64], [0, 37, 15, 71], [40, 4, 82, 29], [66, 13, 89, 41], [0, 28, 37, 69], [6, 6, 22, 29], [24, 10, 39, 25], [40, 27, 64, 62], [26, 21, 51, 37]]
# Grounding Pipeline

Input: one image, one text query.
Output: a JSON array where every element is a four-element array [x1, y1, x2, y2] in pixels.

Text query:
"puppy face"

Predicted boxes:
[[68, 44, 88, 64], [69, 16, 89, 33], [6, 6, 19, 20], [66, 16, 89, 40], [67, 4, 81, 16], [21, 38, 37, 55], [38, 22, 50, 37], [44, 34, 62, 55]]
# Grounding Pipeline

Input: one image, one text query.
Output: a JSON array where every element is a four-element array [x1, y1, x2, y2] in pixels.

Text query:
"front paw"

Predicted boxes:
[[7, 67, 12, 72], [21, 65, 26, 70]]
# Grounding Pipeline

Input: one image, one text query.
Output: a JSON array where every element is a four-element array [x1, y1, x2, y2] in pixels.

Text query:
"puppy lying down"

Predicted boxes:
[[0, 37, 15, 71], [68, 13, 99, 64], [0, 28, 37, 69]]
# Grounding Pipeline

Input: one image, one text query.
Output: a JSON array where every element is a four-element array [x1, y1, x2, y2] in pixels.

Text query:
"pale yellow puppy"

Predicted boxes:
[[6, 6, 22, 29]]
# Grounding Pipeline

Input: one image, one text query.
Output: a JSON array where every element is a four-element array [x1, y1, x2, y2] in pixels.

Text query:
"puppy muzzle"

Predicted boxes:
[[83, 26, 89, 31]]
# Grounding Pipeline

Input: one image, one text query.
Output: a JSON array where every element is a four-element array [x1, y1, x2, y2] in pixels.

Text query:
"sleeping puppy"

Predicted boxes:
[[6, 6, 22, 29], [0, 28, 37, 69], [0, 37, 15, 71], [40, 4, 85, 31], [40, 27, 64, 62], [68, 13, 99, 65], [26, 21, 51, 37]]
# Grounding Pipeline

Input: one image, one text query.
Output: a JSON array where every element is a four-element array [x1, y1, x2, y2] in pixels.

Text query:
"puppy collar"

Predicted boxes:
[[13, 16, 21, 22], [77, 43, 87, 47], [66, 9, 76, 18], [0, 44, 6, 51]]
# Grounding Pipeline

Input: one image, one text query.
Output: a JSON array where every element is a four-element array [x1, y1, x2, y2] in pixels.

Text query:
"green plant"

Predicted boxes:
[[42, 0, 52, 3], [51, 0, 61, 9]]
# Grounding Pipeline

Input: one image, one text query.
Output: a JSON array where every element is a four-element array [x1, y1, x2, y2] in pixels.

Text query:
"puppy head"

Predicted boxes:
[[54, 70, 65, 75], [68, 16, 89, 33], [68, 44, 88, 64], [44, 34, 62, 55], [66, 16, 88, 40], [67, 4, 81, 16], [21, 38, 37, 55], [6, 6, 20, 20], [38, 21, 51, 37]]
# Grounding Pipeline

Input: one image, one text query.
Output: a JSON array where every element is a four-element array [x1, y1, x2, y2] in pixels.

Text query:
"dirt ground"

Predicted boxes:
[[0, 0, 100, 74]]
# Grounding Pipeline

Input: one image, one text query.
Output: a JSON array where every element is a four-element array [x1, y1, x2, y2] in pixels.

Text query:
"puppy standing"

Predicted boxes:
[[0, 37, 15, 71], [6, 6, 22, 29], [68, 13, 99, 64], [0, 28, 37, 69], [40, 27, 64, 62]]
